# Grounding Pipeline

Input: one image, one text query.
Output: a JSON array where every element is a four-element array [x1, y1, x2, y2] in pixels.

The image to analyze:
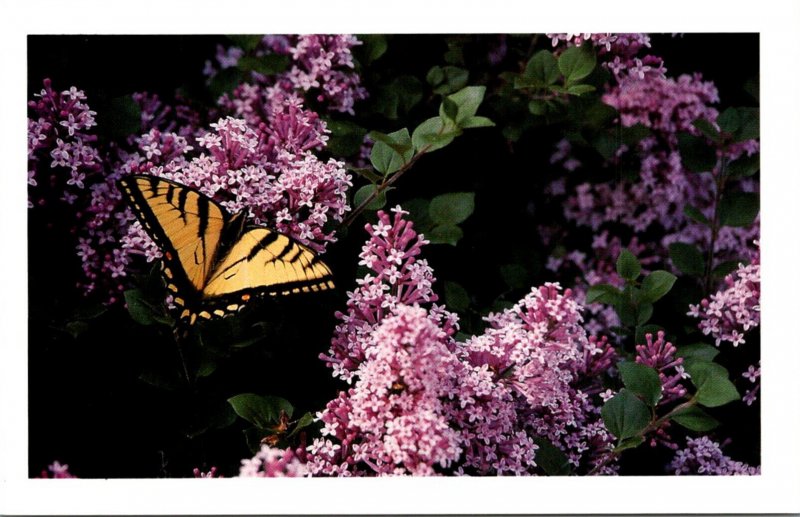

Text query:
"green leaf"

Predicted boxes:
[[357, 34, 388, 64], [677, 133, 717, 173], [411, 117, 459, 153], [601, 388, 651, 440], [440, 97, 459, 123], [671, 405, 720, 432], [684, 360, 740, 408], [287, 412, 316, 438], [392, 75, 424, 115], [403, 198, 432, 228], [325, 119, 367, 157], [684, 205, 710, 226], [586, 284, 623, 305], [616, 249, 642, 281], [445, 86, 487, 126], [618, 362, 662, 407], [719, 192, 759, 227], [65, 321, 89, 339], [237, 54, 290, 75], [353, 184, 387, 210], [693, 118, 721, 142], [727, 153, 760, 178], [429, 192, 475, 225], [619, 124, 651, 146], [613, 435, 645, 453], [103, 96, 143, 141], [717, 108, 740, 134], [227, 394, 293, 430], [734, 107, 759, 141], [712, 260, 742, 279], [226, 35, 262, 51], [640, 270, 677, 303], [427, 66, 469, 95], [444, 281, 470, 312], [566, 84, 596, 96], [529, 99, 548, 116], [557, 45, 596, 84], [676, 342, 720, 362], [524, 50, 560, 85], [368, 128, 413, 175], [123, 289, 171, 326], [459, 116, 495, 129], [428, 224, 463, 246], [500, 264, 530, 290], [532, 437, 573, 475], [669, 242, 706, 276], [636, 303, 654, 326]]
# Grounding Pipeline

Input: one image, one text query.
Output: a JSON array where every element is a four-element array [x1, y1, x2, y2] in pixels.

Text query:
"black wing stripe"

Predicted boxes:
[[247, 231, 280, 261]]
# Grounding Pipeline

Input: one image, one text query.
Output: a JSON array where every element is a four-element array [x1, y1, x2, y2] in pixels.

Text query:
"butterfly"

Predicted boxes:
[[118, 175, 335, 325]]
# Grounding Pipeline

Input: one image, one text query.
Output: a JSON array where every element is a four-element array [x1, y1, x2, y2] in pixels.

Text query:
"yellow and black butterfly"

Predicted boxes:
[[118, 175, 335, 325]]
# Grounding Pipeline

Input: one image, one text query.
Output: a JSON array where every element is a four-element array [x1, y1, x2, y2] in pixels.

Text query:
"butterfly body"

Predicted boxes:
[[118, 175, 335, 325]]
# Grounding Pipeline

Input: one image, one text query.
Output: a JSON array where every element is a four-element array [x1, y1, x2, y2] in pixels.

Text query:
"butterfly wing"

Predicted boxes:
[[203, 228, 335, 301], [118, 175, 229, 302]]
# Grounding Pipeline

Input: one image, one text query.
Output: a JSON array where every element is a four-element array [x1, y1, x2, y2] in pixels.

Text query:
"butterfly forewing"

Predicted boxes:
[[204, 228, 335, 298], [120, 176, 226, 293]]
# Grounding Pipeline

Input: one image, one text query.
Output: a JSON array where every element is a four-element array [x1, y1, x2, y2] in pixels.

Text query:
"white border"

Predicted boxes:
[[2, 0, 799, 514]]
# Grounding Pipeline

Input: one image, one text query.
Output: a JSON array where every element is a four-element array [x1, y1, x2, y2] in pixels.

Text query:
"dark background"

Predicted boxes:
[[27, 34, 760, 477]]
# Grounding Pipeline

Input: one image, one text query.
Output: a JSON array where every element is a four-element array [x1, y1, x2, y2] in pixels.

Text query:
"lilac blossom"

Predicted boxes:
[[635, 331, 688, 405], [546, 33, 666, 81], [28, 79, 100, 208], [688, 251, 760, 347], [239, 446, 309, 477], [38, 461, 76, 479], [669, 436, 760, 475], [193, 466, 222, 478], [741, 362, 761, 406]]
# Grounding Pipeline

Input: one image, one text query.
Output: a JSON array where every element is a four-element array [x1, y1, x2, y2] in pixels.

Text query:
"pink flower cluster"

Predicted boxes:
[[688, 252, 760, 347], [28, 79, 100, 208], [669, 436, 760, 475], [239, 445, 309, 477], [211, 35, 367, 115], [38, 461, 75, 478], [547, 33, 666, 81], [636, 331, 688, 405], [310, 208, 617, 475], [741, 362, 761, 406]]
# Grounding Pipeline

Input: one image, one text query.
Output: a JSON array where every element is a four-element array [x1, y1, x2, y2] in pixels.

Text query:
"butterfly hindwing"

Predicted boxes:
[[118, 174, 335, 325]]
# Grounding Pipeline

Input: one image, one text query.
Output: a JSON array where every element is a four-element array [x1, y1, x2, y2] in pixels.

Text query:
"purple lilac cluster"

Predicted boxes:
[[210, 35, 367, 115], [546, 33, 666, 81], [192, 466, 221, 478], [309, 208, 617, 475], [28, 80, 100, 208], [741, 362, 761, 406], [37, 461, 75, 478], [239, 445, 309, 477], [669, 436, 760, 475], [688, 249, 760, 347]]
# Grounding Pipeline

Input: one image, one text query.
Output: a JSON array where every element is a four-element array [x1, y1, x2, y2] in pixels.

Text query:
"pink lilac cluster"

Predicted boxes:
[[669, 436, 760, 475], [688, 250, 760, 347], [37, 461, 75, 478], [28, 79, 100, 208], [192, 466, 221, 478], [119, 114, 350, 269], [239, 445, 309, 477], [546, 33, 666, 81], [741, 362, 760, 406], [311, 208, 617, 475], [210, 35, 367, 115], [132, 92, 202, 140]]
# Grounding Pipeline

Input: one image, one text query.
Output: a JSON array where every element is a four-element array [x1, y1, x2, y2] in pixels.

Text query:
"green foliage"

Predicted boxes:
[[640, 270, 677, 303], [237, 54, 290, 75], [727, 153, 760, 178], [500, 263, 530, 290], [101, 96, 142, 141], [676, 342, 720, 362], [412, 116, 459, 153], [532, 437, 573, 475], [618, 361, 662, 407], [325, 119, 368, 157], [616, 249, 641, 281], [428, 224, 464, 246], [669, 242, 705, 276], [586, 284, 623, 305], [353, 184, 388, 210], [677, 133, 717, 173], [369, 128, 413, 175], [684, 360, 740, 408], [227, 393, 294, 430], [429, 192, 475, 225], [557, 45, 597, 85], [124, 288, 172, 326], [524, 50, 559, 86], [601, 388, 651, 441], [226, 34, 262, 51], [444, 281, 470, 312], [356, 34, 388, 64], [719, 191, 759, 227], [427, 65, 469, 95], [671, 405, 720, 432]]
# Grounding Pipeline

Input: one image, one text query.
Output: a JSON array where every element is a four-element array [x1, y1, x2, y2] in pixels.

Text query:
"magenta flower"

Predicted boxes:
[[38, 461, 76, 479], [240, 446, 309, 477]]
